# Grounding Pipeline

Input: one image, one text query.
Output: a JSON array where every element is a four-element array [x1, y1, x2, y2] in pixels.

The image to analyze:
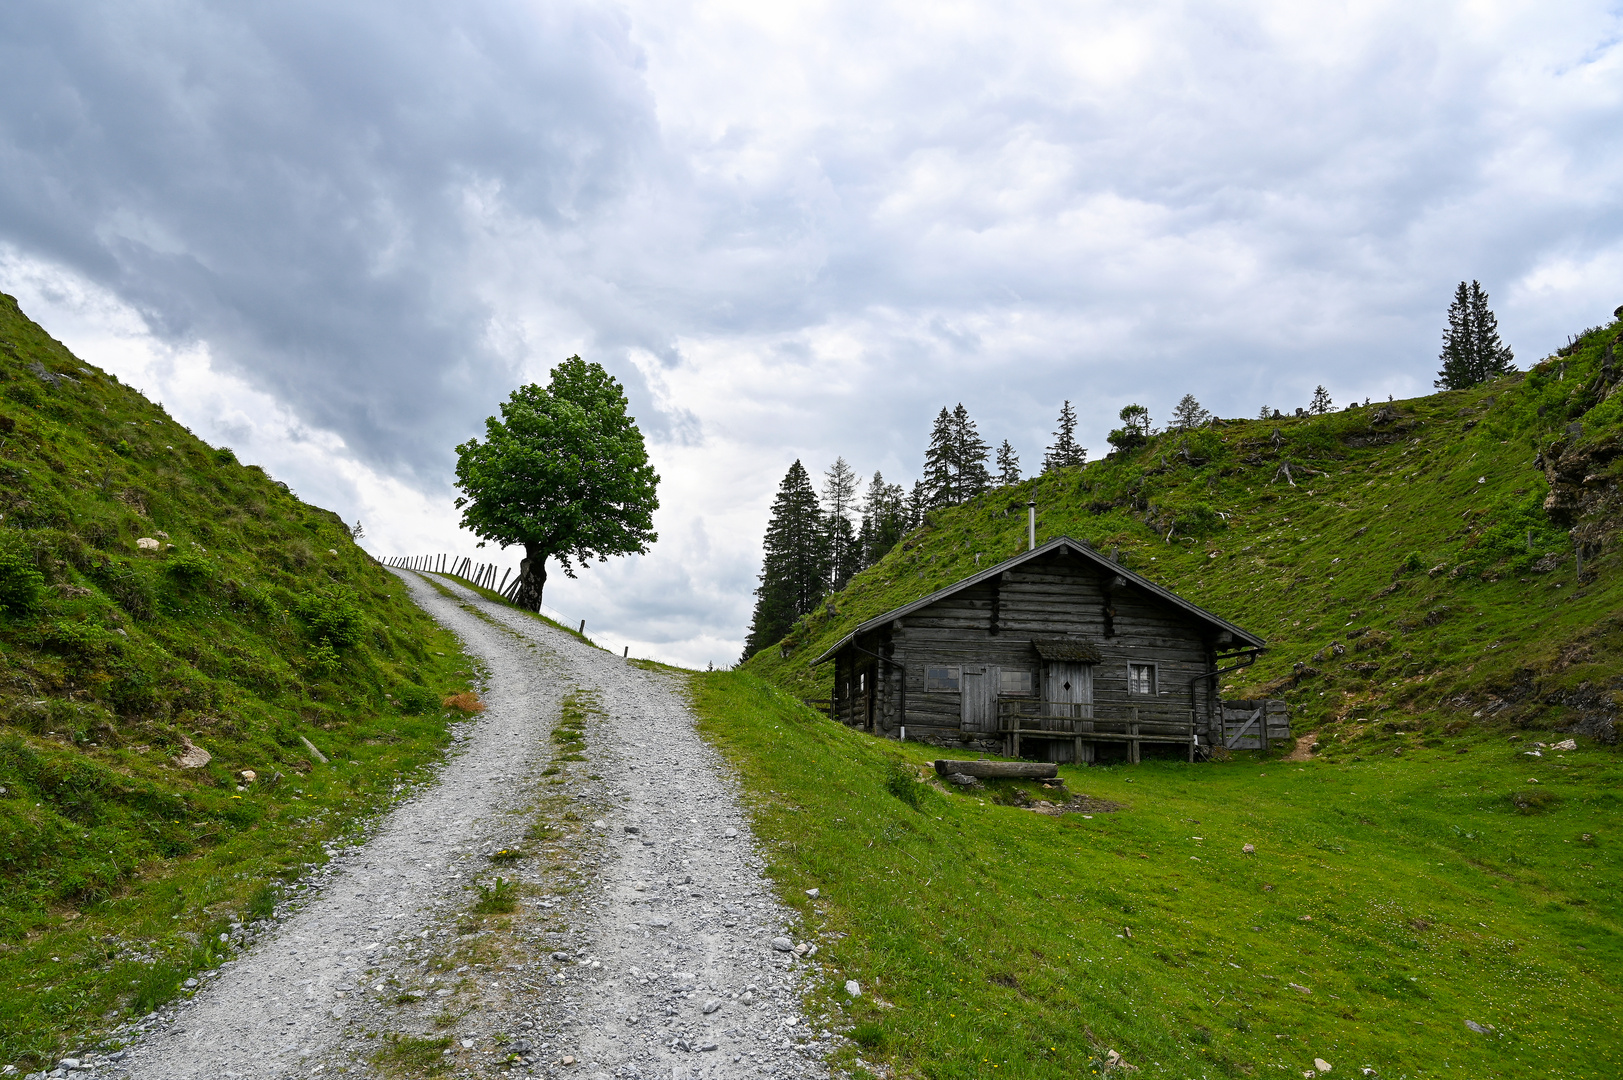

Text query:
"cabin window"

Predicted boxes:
[[1128, 663, 1157, 695], [925, 665, 961, 692], [858, 671, 867, 694], [999, 669, 1034, 696]]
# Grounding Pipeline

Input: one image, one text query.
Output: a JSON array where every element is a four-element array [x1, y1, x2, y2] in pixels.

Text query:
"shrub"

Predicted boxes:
[[307, 642, 342, 678], [884, 760, 922, 808], [163, 548, 214, 589], [41, 619, 122, 661], [88, 557, 156, 620], [397, 683, 436, 715], [297, 586, 363, 647], [0, 543, 44, 615]]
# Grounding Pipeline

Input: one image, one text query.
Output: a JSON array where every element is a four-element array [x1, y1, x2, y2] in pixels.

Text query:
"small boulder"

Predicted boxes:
[[1553, 738, 1577, 751], [174, 736, 211, 769], [136, 538, 160, 551], [805, 888, 820, 898], [1314, 1059, 1332, 1073], [1242, 843, 1255, 854], [770, 936, 793, 952], [844, 980, 861, 997]]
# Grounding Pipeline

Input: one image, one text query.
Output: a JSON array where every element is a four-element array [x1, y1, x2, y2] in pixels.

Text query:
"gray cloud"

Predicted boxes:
[[0, 0, 661, 477], [3, 0, 1623, 665]]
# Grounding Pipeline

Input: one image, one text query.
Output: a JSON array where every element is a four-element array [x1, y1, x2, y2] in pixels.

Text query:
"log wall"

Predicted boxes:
[[833, 548, 1235, 756]]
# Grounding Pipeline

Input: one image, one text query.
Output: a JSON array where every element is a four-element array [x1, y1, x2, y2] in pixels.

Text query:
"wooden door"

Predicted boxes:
[[1043, 662, 1093, 719], [960, 665, 999, 733]]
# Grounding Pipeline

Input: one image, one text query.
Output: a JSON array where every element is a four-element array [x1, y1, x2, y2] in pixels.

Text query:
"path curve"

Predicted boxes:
[[107, 571, 829, 1080]]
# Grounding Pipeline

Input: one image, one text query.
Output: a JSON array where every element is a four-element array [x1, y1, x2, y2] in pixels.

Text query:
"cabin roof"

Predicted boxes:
[[810, 535, 1267, 665]]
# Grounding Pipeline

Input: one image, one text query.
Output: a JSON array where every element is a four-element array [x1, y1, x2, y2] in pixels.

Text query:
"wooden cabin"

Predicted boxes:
[[813, 536, 1283, 762]]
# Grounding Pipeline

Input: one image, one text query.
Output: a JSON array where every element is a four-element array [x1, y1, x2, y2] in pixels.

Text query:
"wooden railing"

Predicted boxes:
[[996, 699, 1197, 763]]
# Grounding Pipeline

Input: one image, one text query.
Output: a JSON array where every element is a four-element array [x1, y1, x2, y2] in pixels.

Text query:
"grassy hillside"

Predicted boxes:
[[0, 294, 475, 1065], [691, 669, 1622, 1080], [712, 313, 1623, 1078], [749, 313, 1623, 751]]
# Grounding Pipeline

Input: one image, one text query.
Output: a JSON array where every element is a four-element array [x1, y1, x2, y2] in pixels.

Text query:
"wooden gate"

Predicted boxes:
[[1219, 699, 1290, 750]]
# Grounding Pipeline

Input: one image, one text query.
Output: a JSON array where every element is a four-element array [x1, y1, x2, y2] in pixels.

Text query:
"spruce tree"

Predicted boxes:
[[742, 461, 828, 660], [1042, 400, 1086, 472], [1436, 280, 1515, 389], [1171, 393, 1211, 430], [951, 403, 992, 499], [822, 457, 860, 590], [1309, 385, 1332, 414], [995, 440, 1021, 486], [856, 470, 908, 569], [922, 407, 957, 507], [906, 480, 929, 528]]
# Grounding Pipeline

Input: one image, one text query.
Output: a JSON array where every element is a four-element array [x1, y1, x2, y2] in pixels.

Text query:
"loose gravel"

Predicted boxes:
[[85, 571, 832, 1080]]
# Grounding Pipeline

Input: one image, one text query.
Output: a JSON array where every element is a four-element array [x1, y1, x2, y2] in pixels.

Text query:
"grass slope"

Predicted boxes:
[[0, 294, 476, 1066], [750, 314, 1623, 751], [692, 670, 1621, 1080]]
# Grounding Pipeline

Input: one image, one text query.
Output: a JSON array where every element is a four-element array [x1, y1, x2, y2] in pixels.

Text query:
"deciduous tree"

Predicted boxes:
[[454, 358, 659, 612]]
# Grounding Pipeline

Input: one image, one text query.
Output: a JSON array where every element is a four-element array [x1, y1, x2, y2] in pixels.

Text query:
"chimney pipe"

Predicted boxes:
[[1027, 501, 1037, 551]]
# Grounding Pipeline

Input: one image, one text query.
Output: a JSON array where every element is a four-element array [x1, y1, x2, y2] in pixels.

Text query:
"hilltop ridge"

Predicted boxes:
[[747, 311, 1623, 751]]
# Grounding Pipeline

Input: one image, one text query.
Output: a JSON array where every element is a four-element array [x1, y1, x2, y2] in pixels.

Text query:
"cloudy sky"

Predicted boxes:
[[3, 1, 1621, 666]]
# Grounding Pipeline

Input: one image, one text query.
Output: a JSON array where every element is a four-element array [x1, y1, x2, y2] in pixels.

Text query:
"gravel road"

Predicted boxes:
[[97, 572, 833, 1080]]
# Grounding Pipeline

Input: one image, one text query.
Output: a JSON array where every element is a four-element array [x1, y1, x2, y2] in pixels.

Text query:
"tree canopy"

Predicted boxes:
[[453, 357, 659, 611], [923, 404, 992, 507]]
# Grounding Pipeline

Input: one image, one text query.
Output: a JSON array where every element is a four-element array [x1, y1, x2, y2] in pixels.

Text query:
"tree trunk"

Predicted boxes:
[[933, 759, 1058, 779], [513, 546, 549, 611]]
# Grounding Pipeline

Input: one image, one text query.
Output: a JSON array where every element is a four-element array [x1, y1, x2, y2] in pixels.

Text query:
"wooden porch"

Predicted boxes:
[[997, 698, 1197, 763]]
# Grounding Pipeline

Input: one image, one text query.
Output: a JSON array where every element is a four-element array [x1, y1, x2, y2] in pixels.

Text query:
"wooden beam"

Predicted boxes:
[[933, 759, 1058, 779]]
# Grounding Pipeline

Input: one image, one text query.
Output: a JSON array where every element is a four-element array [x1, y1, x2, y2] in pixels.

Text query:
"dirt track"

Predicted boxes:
[[109, 572, 830, 1080]]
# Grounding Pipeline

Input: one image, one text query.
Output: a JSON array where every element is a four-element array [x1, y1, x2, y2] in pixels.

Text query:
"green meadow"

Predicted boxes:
[[692, 670, 1621, 1080]]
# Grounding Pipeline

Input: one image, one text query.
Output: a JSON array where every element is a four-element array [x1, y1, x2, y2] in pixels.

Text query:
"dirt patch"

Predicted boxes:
[[1281, 732, 1318, 762], [1028, 794, 1125, 816]]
